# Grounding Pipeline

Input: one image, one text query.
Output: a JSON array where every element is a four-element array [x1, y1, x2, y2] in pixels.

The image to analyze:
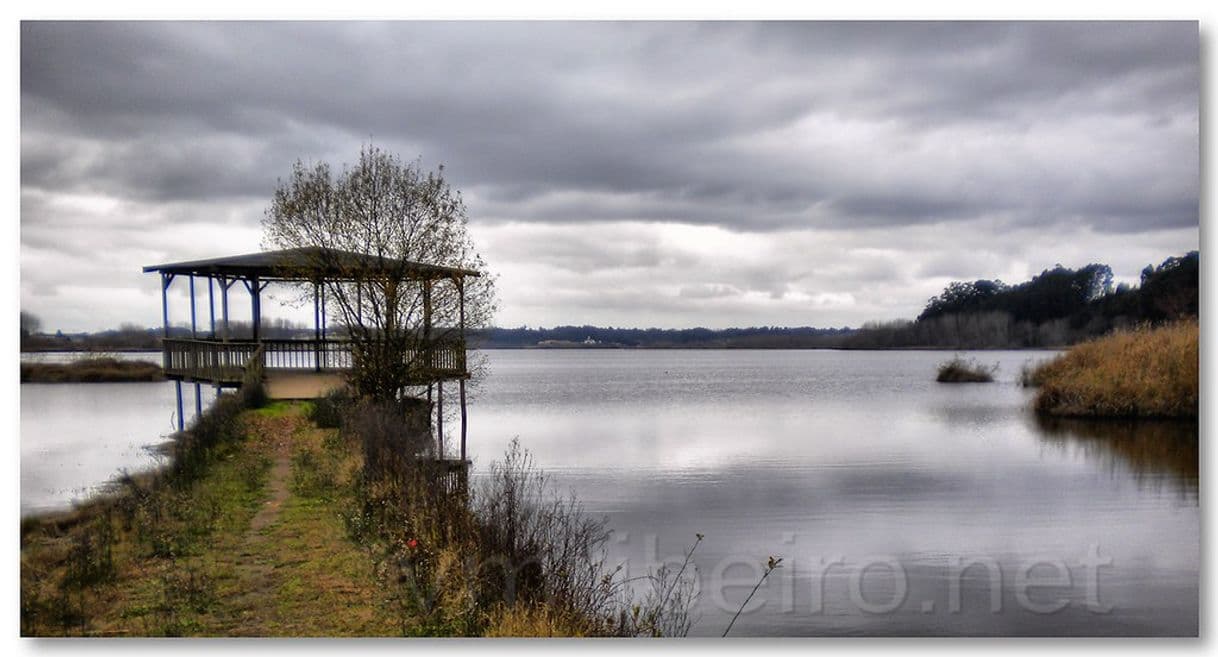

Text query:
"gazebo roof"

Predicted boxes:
[[143, 246, 480, 281]]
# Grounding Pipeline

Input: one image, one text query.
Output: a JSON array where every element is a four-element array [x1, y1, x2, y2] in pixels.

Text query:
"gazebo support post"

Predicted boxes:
[[458, 276, 467, 462], [189, 275, 201, 421], [189, 275, 197, 339], [313, 282, 322, 372], [424, 278, 433, 425], [161, 273, 185, 432], [175, 381, 184, 432], [160, 273, 172, 339], [208, 276, 219, 395], [220, 276, 231, 341], [437, 381, 444, 459], [250, 276, 262, 341], [208, 276, 216, 338]]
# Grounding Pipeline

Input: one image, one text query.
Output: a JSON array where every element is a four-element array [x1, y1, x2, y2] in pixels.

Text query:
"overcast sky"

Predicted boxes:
[[20, 21, 1199, 332]]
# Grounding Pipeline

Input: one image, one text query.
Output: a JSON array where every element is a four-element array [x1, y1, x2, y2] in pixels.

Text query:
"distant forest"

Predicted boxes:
[[842, 250, 1198, 349], [476, 251, 1197, 349], [20, 251, 1198, 352]]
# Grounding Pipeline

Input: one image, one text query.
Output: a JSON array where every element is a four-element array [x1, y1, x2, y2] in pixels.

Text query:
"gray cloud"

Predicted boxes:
[[19, 21, 1200, 331]]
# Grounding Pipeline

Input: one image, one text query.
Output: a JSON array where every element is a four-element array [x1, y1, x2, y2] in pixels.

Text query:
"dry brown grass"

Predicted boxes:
[[936, 356, 996, 383], [483, 602, 592, 637], [21, 357, 162, 383], [1031, 320, 1198, 418]]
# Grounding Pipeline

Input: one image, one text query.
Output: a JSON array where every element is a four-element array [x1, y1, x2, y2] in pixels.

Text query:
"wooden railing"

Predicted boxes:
[[163, 339, 260, 384], [161, 337, 467, 385], [259, 339, 353, 371]]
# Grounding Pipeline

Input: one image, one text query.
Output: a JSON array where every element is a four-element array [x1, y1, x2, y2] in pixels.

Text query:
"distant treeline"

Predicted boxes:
[[473, 325, 854, 349], [20, 251, 1198, 352], [844, 251, 1199, 349], [20, 318, 315, 352]]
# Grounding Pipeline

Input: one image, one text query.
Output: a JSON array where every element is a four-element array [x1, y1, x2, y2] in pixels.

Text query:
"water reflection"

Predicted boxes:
[[472, 350, 1198, 636], [21, 349, 1199, 635], [1030, 415, 1199, 499], [21, 379, 216, 515]]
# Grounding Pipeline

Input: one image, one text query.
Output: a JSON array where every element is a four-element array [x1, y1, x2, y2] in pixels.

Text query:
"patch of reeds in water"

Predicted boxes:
[[21, 357, 162, 383], [1028, 320, 1198, 418], [936, 356, 997, 383]]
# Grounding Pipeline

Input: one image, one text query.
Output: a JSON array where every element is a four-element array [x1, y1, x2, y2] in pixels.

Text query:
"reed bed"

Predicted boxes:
[[936, 356, 996, 383], [1029, 320, 1198, 418], [21, 357, 162, 383]]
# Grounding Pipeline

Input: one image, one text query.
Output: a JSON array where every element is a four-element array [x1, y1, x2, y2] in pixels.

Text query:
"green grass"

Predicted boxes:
[[1029, 320, 1198, 418], [248, 401, 298, 418], [20, 417, 271, 636], [21, 403, 398, 636]]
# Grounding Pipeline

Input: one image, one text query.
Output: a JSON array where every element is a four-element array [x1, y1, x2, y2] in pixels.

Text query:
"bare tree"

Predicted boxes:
[[262, 146, 497, 402]]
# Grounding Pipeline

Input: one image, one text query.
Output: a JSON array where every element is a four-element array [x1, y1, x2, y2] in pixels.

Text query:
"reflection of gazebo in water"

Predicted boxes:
[[143, 247, 477, 461]]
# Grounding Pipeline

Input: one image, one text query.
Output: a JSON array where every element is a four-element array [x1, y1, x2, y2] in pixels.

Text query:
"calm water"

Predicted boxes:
[[20, 349, 1198, 636], [20, 351, 215, 515], [466, 350, 1198, 637]]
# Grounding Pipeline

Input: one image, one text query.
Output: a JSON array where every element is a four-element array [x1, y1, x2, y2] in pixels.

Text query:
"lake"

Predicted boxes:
[[19, 349, 1199, 636], [20, 351, 218, 516]]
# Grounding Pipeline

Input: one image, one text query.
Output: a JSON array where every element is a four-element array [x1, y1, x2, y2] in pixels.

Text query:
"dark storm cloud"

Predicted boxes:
[[23, 21, 1198, 228], [19, 21, 1200, 331]]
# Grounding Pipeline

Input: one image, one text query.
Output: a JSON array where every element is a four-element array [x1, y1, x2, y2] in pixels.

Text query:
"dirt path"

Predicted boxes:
[[179, 407, 396, 636], [248, 434, 292, 534]]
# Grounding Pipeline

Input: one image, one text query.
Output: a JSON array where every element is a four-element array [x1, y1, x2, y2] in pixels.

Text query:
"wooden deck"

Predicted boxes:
[[263, 371, 348, 400], [162, 337, 468, 388]]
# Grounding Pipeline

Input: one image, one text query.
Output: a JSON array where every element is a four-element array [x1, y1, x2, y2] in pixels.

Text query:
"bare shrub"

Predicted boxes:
[[308, 387, 350, 429], [473, 440, 617, 629], [339, 407, 699, 636], [343, 396, 433, 483], [936, 356, 996, 383]]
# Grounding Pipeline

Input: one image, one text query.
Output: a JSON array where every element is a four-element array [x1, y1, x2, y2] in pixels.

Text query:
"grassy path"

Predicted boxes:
[[205, 407, 396, 636], [159, 405, 398, 636], [22, 402, 398, 637]]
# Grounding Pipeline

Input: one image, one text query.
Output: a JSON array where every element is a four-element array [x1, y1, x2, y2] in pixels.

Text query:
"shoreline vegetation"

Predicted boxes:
[[22, 385, 701, 637], [1026, 321, 1198, 419], [935, 357, 997, 383], [21, 357, 162, 383]]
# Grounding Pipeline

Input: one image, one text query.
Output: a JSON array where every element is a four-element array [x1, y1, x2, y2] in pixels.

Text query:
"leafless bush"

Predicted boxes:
[[343, 397, 433, 483], [336, 390, 698, 637], [473, 440, 617, 625]]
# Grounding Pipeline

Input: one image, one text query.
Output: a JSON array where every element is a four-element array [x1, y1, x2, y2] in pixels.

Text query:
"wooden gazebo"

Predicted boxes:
[[144, 247, 478, 460]]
